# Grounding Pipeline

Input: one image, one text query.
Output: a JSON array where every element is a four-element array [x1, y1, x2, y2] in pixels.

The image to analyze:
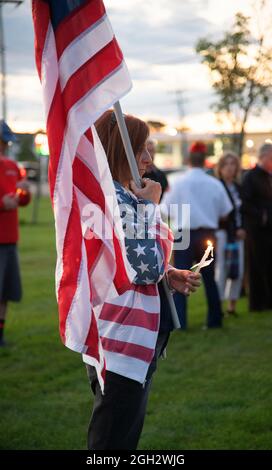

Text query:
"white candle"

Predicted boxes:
[[192, 240, 214, 273]]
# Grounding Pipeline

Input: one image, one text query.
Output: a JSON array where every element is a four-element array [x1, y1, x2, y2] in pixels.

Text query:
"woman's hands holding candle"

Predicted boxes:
[[167, 268, 201, 296], [191, 240, 214, 273]]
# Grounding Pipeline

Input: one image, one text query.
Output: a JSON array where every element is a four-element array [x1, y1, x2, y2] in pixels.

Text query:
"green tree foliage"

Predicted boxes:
[[16, 134, 36, 162], [196, 10, 272, 156]]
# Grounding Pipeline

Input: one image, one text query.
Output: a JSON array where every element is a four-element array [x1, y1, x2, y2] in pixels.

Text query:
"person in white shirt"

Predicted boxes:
[[162, 142, 232, 329]]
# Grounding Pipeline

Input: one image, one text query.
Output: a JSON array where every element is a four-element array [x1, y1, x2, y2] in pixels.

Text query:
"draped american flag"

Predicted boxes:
[[32, 0, 138, 391]]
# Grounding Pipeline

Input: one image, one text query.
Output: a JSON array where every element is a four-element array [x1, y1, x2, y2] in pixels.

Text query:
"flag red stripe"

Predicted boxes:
[[47, 83, 67, 200], [58, 189, 83, 342], [112, 234, 133, 294], [73, 156, 105, 210], [133, 284, 158, 296], [101, 337, 154, 363], [84, 237, 103, 273], [100, 304, 159, 331], [55, 0, 106, 59], [61, 38, 123, 110], [85, 128, 94, 146], [85, 310, 100, 362], [32, 0, 50, 79]]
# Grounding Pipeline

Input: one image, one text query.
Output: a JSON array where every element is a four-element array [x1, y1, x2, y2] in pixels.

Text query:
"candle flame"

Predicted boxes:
[[207, 240, 213, 247], [16, 188, 27, 196]]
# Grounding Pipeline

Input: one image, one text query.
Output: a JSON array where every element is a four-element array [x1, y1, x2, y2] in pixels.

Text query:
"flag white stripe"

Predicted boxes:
[[105, 289, 160, 314], [41, 24, 59, 121], [98, 319, 158, 349], [101, 350, 151, 383], [40, 31, 72, 297], [59, 14, 114, 91], [64, 239, 95, 347]]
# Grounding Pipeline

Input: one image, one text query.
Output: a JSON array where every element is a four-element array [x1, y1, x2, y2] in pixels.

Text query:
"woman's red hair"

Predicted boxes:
[[95, 110, 149, 183]]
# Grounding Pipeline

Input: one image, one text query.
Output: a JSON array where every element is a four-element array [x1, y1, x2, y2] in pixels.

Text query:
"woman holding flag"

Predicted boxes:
[[31, 0, 200, 452], [86, 110, 201, 450]]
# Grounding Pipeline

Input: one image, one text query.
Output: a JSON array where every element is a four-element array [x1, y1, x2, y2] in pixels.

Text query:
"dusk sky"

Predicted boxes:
[[4, 0, 272, 134]]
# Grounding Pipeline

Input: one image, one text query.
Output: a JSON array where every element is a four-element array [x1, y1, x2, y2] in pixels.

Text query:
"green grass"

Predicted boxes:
[[1, 197, 272, 450]]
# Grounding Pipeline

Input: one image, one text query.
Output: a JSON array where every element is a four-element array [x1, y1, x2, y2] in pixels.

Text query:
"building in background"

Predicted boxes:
[[149, 129, 272, 171], [9, 129, 272, 176]]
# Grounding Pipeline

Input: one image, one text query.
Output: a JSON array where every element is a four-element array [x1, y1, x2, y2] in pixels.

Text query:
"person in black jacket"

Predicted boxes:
[[215, 152, 246, 316], [241, 143, 272, 311], [144, 139, 169, 200]]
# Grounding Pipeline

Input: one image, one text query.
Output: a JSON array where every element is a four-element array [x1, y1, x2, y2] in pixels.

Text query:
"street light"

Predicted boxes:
[[0, 0, 24, 120]]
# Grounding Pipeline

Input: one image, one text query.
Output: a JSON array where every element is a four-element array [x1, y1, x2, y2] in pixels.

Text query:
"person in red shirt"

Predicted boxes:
[[0, 120, 31, 346]]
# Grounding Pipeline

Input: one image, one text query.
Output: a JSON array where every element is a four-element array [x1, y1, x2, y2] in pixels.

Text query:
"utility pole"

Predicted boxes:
[[174, 89, 189, 165], [0, 0, 23, 120]]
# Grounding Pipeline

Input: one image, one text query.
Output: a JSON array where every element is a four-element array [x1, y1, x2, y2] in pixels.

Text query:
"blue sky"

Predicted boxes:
[[3, 0, 272, 133]]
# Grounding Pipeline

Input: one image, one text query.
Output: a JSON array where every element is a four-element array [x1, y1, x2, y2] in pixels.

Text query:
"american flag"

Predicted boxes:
[[32, 0, 137, 391]]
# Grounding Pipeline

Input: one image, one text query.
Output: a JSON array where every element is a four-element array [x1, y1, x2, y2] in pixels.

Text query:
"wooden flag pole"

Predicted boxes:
[[113, 101, 181, 329]]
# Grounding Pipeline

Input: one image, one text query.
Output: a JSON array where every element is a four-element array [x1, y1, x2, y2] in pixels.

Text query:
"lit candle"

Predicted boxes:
[[191, 240, 214, 273]]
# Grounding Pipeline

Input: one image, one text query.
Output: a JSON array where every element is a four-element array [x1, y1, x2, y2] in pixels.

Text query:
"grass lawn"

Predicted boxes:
[[1, 197, 272, 450]]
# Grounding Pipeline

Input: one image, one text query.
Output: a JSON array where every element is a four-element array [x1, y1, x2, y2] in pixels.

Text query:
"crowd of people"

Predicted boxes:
[[160, 140, 272, 328]]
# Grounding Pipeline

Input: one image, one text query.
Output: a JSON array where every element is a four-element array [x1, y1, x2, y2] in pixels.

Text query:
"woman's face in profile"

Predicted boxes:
[[136, 141, 152, 177]]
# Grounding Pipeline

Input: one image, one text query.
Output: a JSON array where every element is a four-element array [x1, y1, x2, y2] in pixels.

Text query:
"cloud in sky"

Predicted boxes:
[[3, 0, 272, 133]]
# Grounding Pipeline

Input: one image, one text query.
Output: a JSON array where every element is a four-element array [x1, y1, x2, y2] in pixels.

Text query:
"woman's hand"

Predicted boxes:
[[167, 268, 201, 296], [130, 178, 162, 204], [236, 228, 246, 240]]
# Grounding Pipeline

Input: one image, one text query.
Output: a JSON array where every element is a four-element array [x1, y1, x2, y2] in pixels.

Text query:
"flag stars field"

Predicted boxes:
[[133, 244, 146, 257], [137, 260, 150, 274]]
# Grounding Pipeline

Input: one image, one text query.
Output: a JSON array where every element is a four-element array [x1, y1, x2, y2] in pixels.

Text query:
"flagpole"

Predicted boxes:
[[113, 101, 181, 329]]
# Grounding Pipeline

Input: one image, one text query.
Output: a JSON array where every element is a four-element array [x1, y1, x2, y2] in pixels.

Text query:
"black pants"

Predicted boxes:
[[174, 229, 222, 329], [246, 229, 272, 311], [86, 331, 170, 450], [0, 244, 22, 302]]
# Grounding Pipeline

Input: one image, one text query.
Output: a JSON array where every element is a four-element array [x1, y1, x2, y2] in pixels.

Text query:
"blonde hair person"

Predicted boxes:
[[215, 151, 240, 181], [215, 152, 246, 316]]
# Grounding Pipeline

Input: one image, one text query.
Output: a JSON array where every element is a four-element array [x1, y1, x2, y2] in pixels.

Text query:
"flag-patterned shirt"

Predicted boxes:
[[83, 182, 173, 384]]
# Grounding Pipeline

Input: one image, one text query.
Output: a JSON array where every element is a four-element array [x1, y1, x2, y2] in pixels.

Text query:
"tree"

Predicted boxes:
[[196, 8, 272, 157]]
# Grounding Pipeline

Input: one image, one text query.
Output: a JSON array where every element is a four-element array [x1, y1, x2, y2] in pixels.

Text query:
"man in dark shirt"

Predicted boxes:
[[144, 139, 169, 200], [242, 143, 272, 311]]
